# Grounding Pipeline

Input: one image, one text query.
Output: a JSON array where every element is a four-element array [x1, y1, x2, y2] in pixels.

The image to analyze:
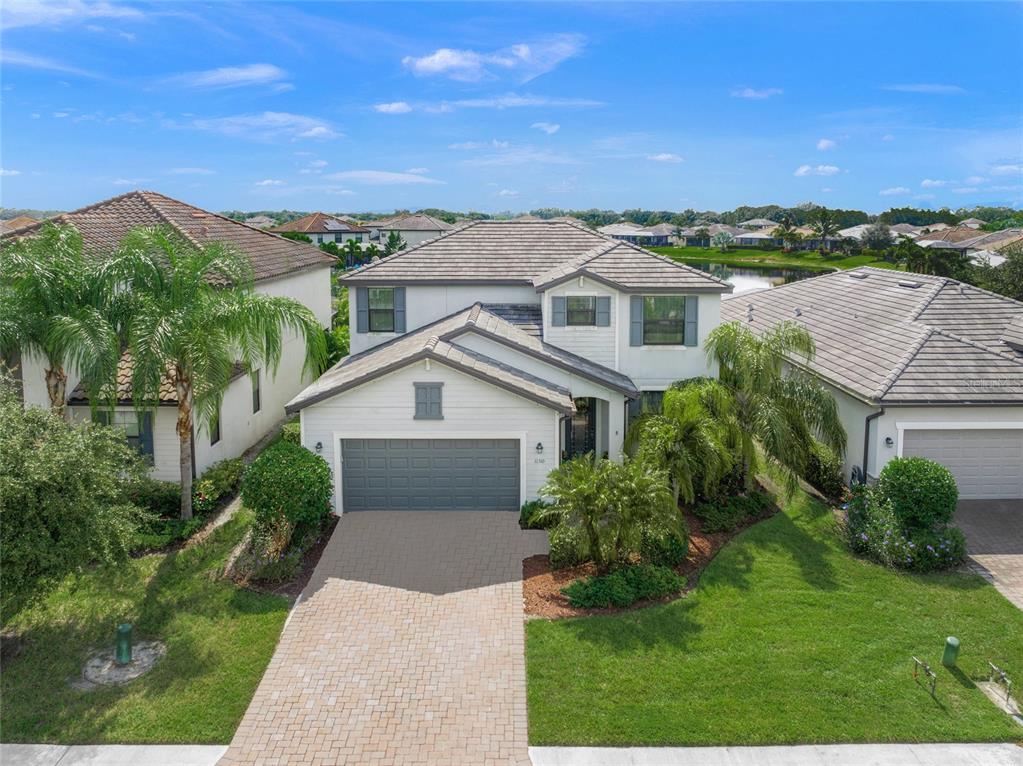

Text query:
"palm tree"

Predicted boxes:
[[364, 243, 381, 260], [711, 231, 733, 252], [705, 320, 846, 490], [0, 224, 121, 415], [109, 226, 327, 519], [342, 238, 361, 269], [383, 231, 407, 256], [627, 381, 735, 506], [772, 216, 801, 251], [693, 227, 711, 247], [808, 209, 839, 251]]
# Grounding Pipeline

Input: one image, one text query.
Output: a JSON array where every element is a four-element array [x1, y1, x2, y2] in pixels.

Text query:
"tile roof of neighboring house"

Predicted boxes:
[[371, 213, 454, 232], [342, 220, 730, 292], [268, 212, 369, 235], [739, 218, 777, 227], [0, 215, 40, 233], [1, 191, 335, 283], [681, 223, 749, 237], [243, 215, 275, 228], [597, 222, 643, 235], [721, 266, 1023, 405], [960, 218, 987, 226], [955, 228, 1023, 251], [916, 226, 985, 244], [67, 350, 246, 405], [733, 230, 776, 240], [889, 223, 920, 235], [637, 223, 677, 236]]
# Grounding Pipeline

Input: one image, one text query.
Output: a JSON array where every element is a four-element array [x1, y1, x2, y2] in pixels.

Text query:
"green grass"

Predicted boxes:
[[526, 477, 1023, 746], [650, 246, 899, 272], [1, 509, 290, 744]]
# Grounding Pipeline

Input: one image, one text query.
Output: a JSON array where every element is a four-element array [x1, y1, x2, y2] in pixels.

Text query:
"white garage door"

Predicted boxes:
[[902, 429, 1023, 500]]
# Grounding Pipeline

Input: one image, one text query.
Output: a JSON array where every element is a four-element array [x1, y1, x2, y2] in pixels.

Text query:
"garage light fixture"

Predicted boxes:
[[315, 441, 323, 452], [535, 442, 544, 454]]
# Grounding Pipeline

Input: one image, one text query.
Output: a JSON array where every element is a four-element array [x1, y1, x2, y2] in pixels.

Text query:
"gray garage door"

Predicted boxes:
[[903, 429, 1023, 500], [341, 438, 520, 511]]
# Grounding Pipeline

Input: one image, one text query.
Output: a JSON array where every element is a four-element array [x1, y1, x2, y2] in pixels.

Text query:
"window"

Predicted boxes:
[[566, 296, 597, 326], [368, 287, 395, 332], [642, 296, 685, 345], [94, 410, 153, 460], [334, 233, 344, 243], [414, 383, 443, 419], [251, 369, 261, 414], [210, 410, 221, 445], [627, 391, 664, 425]]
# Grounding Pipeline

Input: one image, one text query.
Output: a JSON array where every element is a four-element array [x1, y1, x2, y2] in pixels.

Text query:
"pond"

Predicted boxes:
[[687, 262, 820, 294]]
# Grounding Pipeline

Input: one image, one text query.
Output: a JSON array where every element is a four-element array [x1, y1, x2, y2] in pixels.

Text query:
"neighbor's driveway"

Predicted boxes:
[[956, 500, 1023, 610], [219, 511, 548, 766]]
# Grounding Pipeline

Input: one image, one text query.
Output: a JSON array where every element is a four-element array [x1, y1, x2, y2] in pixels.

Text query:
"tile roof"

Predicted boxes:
[[0, 215, 40, 233], [480, 303, 544, 337], [269, 212, 369, 234], [342, 220, 730, 292], [286, 302, 642, 414], [916, 226, 985, 244], [369, 213, 454, 232], [721, 266, 1023, 405], [2, 191, 335, 283]]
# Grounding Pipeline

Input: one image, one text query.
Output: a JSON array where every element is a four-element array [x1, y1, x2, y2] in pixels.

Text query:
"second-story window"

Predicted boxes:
[[643, 296, 685, 345], [368, 287, 395, 332], [566, 296, 597, 326]]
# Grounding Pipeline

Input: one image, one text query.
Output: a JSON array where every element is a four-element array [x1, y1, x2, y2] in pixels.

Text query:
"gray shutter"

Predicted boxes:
[[139, 412, 154, 459], [414, 385, 428, 418], [394, 287, 406, 333], [356, 287, 368, 333], [429, 385, 442, 418], [596, 296, 611, 327], [630, 295, 643, 346], [684, 296, 698, 346], [551, 296, 567, 326]]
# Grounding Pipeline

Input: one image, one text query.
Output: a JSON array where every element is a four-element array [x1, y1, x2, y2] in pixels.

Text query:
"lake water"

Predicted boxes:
[[687, 262, 819, 294]]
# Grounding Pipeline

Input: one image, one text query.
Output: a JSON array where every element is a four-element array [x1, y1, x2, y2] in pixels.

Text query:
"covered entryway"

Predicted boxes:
[[903, 428, 1023, 500], [341, 438, 520, 511]]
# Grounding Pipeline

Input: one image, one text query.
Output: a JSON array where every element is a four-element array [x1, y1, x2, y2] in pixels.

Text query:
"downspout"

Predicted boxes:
[[861, 407, 885, 484]]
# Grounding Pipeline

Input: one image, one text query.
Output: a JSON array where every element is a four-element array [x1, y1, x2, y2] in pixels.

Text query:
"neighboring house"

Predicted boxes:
[[723, 266, 1023, 500], [927, 229, 1023, 267], [597, 222, 642, 237], [244, 214, 275, 229], [603, 222, 677, 247], [960, 217, 987, 229], [731, 229, 778, 247], [367, 214, 454, 247], [915, 226, 987, 247], [0, 215, 40, 234], [269, 212, 370, 246], [677, 223, 748, 247], [738, 217, 778, 231], [287, 220, 732, 512], [4, 191, 335, 483]]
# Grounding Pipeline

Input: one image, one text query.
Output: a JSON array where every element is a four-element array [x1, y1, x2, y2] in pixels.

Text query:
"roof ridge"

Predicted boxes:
[[908, 277, 948, 321], [872, 325, 934, 400], [0, 189, 146, 239], [599, 239, 732, 288], [137, 191, 205, 249]]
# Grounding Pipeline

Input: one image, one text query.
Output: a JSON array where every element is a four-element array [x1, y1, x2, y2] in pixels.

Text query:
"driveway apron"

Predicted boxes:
[[219, 511, 548, 766]]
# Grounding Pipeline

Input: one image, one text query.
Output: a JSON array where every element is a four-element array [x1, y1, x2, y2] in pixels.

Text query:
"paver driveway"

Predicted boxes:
[[956, 500, 1023, 610], [219, 511, 548, 766]]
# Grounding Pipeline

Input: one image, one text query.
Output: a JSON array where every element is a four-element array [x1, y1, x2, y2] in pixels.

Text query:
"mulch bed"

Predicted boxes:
[[523, 501, 778, 620]]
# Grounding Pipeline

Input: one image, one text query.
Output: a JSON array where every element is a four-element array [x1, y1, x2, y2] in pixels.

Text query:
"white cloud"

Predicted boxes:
[[255, 179, 285, 187], [0, 168, 22, 176], [299, 159, 328, 175], [374, 101, 412, 114], [963, 175, 986, 185], [433, 93, 602, 111], [163, 63, 289, 90], [920, 179, 949, 188], [406, 167, 429, 174], [187, 112, 341, 141], [794, 164, 840, 177], [463, 146, 577, 167], [1, 49, 97, 77], [952, 187, 979, 193], [168, 167, 214, 175], [326, 170, 444, 185], [881, 134, 895, 142], [991, 163, 1022, 175], [730, 87, 783, 100], [914, 193, 936, 201], [820, 187, 834, 193], [879, 186, 910, 196], [113, 177, 150, 186], [497, 189, 519, 197], [1, 0, 143, 31], [531, 121, 560, 135], [647, 153, 684, 163], [449, 139, 510, 150], [402, 34, 584, 83], [816, 138, 836, 151], [883, 83, 965, 95]]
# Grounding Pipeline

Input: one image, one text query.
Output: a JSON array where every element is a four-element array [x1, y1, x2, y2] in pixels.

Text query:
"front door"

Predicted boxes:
[[564, 397, 597, 460]]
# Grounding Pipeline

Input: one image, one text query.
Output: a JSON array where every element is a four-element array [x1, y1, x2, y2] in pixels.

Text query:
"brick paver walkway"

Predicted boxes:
[[956, 500, 1023, 610], [219, 511, 548, 766]]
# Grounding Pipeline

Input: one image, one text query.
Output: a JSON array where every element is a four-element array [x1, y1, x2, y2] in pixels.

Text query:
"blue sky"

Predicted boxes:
[[2, 1, 1021, 214]]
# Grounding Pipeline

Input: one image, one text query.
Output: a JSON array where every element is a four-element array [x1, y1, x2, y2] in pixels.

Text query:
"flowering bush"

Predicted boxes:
[[845, 484, 966, 573]]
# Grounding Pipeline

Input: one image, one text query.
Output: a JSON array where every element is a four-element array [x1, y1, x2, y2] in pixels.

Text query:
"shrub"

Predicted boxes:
[[562, 564, 685, 609], [519, 499, 555, 530], [281, 421, 301, 445], [242, 441, 332, 532], [693, 490, 772, 533], [548, 522, 587, 569], [803, 439, 845, 501], [876, 457, 958, 531], [192, 458, 244, 515], [640, 518, 689, 567], [130, 478, 181, 518]]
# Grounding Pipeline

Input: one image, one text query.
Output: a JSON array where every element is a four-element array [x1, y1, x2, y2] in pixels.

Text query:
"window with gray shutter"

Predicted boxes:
[[684, 296, 699, 346], [596, 296, 611, 326], [93, 410, 154, 461], [356, 286, 369, 333], [414, 382, 443, 419]]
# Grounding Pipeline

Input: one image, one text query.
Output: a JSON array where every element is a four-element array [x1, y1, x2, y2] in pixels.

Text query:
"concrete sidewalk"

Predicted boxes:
[[0, 744, 227, 766], [530, 743, 1022, 766]]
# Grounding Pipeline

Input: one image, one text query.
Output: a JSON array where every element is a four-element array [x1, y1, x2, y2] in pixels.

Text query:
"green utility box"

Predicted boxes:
[[942, 636, 960, 667]]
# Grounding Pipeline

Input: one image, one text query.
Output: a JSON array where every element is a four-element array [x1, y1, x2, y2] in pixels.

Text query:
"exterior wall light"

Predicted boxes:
[[535, 442, 544, 454], [315, 441, 323, 452], [884, 437, 894, 447]]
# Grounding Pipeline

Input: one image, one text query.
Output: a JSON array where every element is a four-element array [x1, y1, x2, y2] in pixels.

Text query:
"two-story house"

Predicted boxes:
[[287, 220, 731, 513]]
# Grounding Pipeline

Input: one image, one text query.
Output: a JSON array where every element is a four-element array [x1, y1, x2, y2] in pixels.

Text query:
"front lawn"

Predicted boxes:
[[1, 509, 289, 744], [651, 245, 897, 272], [526, 476, 1023, 746]]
